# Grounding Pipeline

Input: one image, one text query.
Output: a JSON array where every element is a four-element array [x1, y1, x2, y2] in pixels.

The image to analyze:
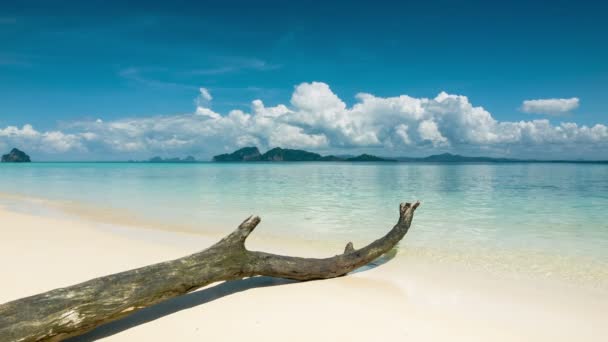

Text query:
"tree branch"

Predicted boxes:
[[0, 201, 420, 341]]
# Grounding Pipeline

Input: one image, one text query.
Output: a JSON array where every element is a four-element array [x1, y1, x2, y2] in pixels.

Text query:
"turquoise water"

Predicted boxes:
[[1, 162, 607, 262]]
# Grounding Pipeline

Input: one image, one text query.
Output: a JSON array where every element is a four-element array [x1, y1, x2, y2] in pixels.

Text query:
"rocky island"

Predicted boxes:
[[213, 147, 395, 162], [147, 156, 197, 163], [1, 148, 31, 162], [212, 147, 262, 162]]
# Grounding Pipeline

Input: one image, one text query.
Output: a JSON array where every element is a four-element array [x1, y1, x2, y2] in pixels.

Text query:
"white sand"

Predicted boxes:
[[1, 204, 607, 341]]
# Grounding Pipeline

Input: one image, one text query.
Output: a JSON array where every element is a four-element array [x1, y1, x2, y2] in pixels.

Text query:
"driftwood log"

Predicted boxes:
[[0, 202, 420, 341]]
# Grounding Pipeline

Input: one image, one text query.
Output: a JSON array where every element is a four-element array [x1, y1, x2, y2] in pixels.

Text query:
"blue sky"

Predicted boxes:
[[1, 0, 607, 160]]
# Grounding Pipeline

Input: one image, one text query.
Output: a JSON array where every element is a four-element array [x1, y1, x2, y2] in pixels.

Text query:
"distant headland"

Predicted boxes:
[[127, 156, 197, 163], [147, 156, 196, 163], [212, 147, 396, 162]]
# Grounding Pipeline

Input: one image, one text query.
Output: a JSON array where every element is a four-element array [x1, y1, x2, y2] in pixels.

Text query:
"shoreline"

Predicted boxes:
[[1, 191, 607, 290], [1, 199, 608, 340]]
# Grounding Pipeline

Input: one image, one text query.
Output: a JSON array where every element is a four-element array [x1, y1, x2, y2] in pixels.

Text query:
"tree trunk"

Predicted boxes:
[[0, 202, 420, 342]]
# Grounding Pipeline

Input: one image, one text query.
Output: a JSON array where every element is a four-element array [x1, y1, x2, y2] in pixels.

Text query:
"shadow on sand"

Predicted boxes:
[[68, 247, 399, 341]]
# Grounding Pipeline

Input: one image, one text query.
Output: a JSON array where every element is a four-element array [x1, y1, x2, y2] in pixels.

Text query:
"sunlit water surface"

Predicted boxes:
[[1, 162, 607, 283]]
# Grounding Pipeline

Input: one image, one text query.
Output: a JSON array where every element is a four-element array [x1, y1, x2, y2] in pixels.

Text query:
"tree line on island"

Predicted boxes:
[[213, 147, 395, 162], [212, 147, 608, 163]]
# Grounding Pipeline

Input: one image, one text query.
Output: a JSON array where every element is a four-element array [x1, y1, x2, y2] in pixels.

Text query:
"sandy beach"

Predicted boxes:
[[1, 201, 607, 342], [3, 1, 608, 340]]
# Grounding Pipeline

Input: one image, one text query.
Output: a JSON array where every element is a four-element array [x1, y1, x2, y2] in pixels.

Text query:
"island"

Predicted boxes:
[[396, 153, 608, 164], [212, 147, 261, 162], [147, 156, 197, 163], [212, 149, 608, 164], [345, 154, 395, 162], [212, 147, 395, 162], [1, 148, 31, 162], [396, 153, 518, 163]]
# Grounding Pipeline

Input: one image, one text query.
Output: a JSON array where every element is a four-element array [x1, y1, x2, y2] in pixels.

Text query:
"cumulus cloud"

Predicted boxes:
[[1, 83, 607, 160], [0, 124, 85, 153], [521, 97, 580, 115]]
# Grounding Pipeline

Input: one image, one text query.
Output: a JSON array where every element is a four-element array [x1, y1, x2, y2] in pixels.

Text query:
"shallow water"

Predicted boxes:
[[1, 162, 607, 265]]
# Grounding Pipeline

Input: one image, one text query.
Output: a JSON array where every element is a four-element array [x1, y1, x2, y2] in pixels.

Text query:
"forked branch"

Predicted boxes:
[[0, 202, 420, 341]]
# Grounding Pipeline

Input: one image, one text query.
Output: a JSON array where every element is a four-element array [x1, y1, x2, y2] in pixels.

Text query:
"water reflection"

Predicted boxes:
[[0, 162, 607, 260]]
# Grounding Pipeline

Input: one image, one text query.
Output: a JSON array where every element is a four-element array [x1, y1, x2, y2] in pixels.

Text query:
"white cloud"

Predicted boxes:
[[194, 87, 215, 113], [198, 87, 212, 102], [418, 120, 448, 146], [0, 124, 85, 153], [1, 83, 607, 160], [521, 97, 579, 115]]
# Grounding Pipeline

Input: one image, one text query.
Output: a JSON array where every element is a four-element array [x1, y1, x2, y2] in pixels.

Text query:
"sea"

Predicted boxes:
[[1, 162, 607, 284]]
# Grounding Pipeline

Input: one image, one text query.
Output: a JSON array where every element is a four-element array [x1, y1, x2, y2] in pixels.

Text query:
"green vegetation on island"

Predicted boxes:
[[1, 148, 31, 162], [212, 147, 262, 162], [213, 149, 608, 164], [213, 147, 395, 162]]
